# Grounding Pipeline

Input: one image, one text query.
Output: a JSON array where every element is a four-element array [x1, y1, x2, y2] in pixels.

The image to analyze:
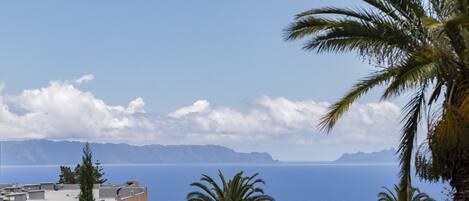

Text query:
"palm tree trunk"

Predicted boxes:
[[451, 163, 469, 201]]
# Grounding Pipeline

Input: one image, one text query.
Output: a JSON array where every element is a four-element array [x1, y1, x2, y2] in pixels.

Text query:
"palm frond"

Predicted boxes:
[[378, 186, 398, 201], [187, 171, 274, 201], [190, 182, 218, 200], [284, 17, 336, 41], [295, 7, 380, 22], [187, 192, 214, 201], [286, 16, 414, 54], [201, 174, 224, 199], [319, 69, 395, 131], [378, 184, 435, 201], [397, 87, 426, 199], [363, 0, 405, 21], [381, 54, 439, 100]]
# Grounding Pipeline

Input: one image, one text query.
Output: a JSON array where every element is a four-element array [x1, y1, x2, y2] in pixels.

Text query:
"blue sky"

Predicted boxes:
[[0, 0, 375, 112], [0, 0, 404, 161]]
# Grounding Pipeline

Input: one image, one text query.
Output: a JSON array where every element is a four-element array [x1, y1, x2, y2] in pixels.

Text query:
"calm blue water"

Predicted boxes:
[[0, 163, 447, 201]]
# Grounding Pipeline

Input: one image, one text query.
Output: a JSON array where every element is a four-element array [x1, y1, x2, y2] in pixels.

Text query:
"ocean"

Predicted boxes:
[[0, 163, 447, 201]]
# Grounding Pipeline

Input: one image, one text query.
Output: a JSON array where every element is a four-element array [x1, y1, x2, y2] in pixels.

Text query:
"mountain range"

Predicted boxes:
[[334, 148, 397, 163], [0, 140, 277, 165], [0, 140, 398, 165]]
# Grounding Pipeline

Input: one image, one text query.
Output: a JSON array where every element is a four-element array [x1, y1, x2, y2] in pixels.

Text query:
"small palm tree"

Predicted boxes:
[[378, 185, 435, 201], [187, 171, 275, 201]]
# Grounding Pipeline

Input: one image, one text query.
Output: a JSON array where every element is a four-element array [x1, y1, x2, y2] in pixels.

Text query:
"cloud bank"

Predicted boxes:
[[0, 75, 402, 159]]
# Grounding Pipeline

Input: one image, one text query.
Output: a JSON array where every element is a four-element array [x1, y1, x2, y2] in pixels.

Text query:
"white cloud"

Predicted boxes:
[[168, 96, 401, 147], [0, 75, 403, 160], [1, 75, 154, 143], [127, 97, 145, 113], [168, 100, 210, 118], [74, 74, 94, 85]]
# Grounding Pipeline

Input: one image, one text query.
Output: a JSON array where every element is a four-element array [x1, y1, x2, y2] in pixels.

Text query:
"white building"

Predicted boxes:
[[0, 181, 147, 201]]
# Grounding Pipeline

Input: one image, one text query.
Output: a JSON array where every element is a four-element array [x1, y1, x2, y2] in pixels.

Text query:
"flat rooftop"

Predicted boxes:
[[43, 189, 114, 201], [0, 181, 147, 201]]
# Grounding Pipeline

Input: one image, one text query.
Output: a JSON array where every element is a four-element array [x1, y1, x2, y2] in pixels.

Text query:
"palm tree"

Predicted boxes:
[[187, 171, 275, 201], [378, 185, 435, 201], [284, 0, 469, 200]]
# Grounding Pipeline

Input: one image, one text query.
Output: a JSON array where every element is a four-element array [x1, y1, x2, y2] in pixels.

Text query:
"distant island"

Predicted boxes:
[[334, 148, 397, 164], [0, 140, 277, 165]]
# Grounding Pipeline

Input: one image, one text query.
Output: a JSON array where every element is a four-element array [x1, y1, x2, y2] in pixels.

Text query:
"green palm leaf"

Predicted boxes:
[[378, 184, 435, 201], [319, 69, 396, 131], [187, 171, 275, 201]]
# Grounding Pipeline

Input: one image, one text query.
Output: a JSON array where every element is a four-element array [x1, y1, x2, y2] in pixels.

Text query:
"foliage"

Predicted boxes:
[[187, 170, 275, 201], [59, 166, 77, 184], [78, 143, 95, 201], [93, 160, 107, 184], [285, 0, 469, 199], [378, 185, 435, 201], [58, 158, 107, 185]]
